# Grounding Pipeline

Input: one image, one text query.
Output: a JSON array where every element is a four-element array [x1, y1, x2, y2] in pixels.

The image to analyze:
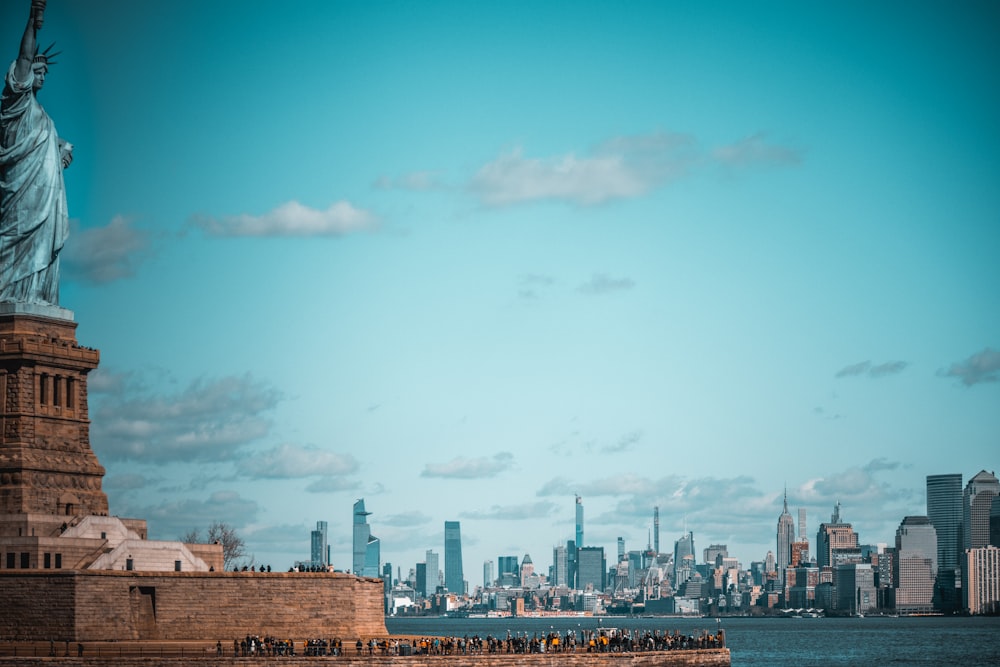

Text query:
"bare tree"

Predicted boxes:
[[181, 521, 250, 570]]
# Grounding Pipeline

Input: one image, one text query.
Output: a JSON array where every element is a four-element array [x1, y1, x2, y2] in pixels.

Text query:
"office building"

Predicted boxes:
[[310, 520, 328, 569], [483, 560, 494, 588], [926, 473, 963, 611], [964, 545, 1000, 615], [654, 506, 660, 554], [964, 470, 1000, 550], [894, 516, 937, 612], [552, 545, 568, 587], [674, 532, 695, 586], [425, 550, 439, 596], [352, 499, 380, 577], [816, 503, 858, 569], [835, 563, 876, 614], [444, 521, 464, 595], [497, 555, 519, 587], [577, 546, 606, 592]]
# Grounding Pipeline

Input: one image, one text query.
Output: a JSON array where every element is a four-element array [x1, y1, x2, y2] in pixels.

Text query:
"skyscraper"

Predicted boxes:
[[927, 473, 963, 611], [483, 560, 494, 589], [310, 520, 328, 569], [674, 532, 695, 587], [653, 506, 660, 554], [352, 498, 380, 577], [894, 515, 937, 612], [425, 550, 439, 596], [816, 503, 858, 569], [444, 520, 464, 594], [577, 546, 605, 592], [964, 470, 1000, 550], [776, 489, 795, 585], [552, 544, 568, 587], [575, 495, 584, 548]]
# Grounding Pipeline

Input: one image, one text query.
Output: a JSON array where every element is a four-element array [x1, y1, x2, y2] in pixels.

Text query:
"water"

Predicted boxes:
[[386, 615, 1000, 666]]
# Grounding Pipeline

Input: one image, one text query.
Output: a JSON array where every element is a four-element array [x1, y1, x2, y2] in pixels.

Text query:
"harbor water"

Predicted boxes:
[[386, 615, 1000, 666]]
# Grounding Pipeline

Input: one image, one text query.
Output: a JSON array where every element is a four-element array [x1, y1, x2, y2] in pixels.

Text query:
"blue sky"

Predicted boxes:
[[5, 0, 997, 579]]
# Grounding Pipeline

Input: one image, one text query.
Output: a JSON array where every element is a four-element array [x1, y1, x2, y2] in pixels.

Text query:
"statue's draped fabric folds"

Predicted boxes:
[[1, 63, 68, 305], [0, 0, 70, 307]]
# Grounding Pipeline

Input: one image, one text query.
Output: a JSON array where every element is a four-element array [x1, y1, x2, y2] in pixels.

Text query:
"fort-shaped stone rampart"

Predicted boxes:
[[0, 570, 387, 642]]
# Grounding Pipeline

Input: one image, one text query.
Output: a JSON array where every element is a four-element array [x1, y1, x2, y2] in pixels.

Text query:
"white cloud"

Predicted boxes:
[[421, 452, 515, 479], [92, 374, 281, 463], [237, 443, 358, 480], [194, 200, 376, 237], [470, 132, 696, 207]]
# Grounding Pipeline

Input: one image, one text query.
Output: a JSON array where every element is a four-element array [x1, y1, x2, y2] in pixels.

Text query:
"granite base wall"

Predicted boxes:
[[0, 652, 731, 666], [0, 570, 387, 641]]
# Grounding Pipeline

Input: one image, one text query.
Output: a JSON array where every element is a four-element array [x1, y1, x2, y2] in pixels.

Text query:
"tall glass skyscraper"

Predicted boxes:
[[352, 498, 380, 577], [444, 520, 464, 595], [310, 520, 328, 568], [927, 473, 963, 611], [425, 550, 439, 596], [575, 495, 584, 548], [894, 515, 937, 612]]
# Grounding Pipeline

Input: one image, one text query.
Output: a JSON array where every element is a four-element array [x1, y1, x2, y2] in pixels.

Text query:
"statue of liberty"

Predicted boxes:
[[1, 0, 72, 306]]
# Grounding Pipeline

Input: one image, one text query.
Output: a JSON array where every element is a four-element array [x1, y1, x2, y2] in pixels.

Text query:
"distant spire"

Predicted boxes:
[[783, 485, 789, 513]]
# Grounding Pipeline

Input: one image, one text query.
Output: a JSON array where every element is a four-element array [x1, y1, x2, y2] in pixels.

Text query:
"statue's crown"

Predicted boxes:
[[33, 42, 59, 66]]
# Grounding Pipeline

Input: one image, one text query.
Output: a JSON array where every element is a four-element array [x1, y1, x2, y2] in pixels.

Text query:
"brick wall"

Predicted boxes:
[[0, 570, 387, 641]]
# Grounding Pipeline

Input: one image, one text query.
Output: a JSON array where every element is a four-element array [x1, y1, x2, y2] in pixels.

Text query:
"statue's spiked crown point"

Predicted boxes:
[[32, 42, 59, 66]]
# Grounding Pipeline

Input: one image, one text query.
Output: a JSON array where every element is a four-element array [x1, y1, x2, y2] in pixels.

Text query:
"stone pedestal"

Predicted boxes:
[[0, 311, 108, 520]]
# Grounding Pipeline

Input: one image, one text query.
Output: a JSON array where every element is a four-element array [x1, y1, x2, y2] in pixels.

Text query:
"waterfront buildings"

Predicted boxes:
[[444, 520, 464, 595], [835, 563, 876, 614]]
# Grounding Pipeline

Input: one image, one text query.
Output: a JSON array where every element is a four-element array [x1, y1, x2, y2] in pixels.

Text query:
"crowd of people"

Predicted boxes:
[[227, 627, 724, 658]]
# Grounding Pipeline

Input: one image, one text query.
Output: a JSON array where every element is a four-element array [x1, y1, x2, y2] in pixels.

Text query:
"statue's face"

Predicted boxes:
[[32, 63, 47, 91]]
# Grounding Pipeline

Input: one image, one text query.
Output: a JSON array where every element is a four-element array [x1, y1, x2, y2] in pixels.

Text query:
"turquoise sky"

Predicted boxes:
[[5, 0, 997, 578]]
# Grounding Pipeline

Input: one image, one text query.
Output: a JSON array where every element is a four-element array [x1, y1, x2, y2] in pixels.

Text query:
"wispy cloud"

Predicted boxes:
[[237, 443, 358, 480], [517, 273, 556, 300], [470, 132, 696, 207], [577, 273, 635, 295], [421, 452, 515, 479], [193, 200, 376, 237], [835, 360, 908, 379], [602, 430, 642, 453], [467, 131, 800, 208], [374, 171, 446, 191], [62, 216, 151, 284], [713, 132, 803, 167], [305, 477, 362, 493], [91, 374, 281, 463], [382, 511, 433, 528], [939, 347, 1000, 386], [103, 473, 150, 491], [460, 501, 557, 520]]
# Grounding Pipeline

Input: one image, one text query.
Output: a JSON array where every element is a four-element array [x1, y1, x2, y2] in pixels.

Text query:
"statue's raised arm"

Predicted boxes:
[[1, 0, 71, 308]]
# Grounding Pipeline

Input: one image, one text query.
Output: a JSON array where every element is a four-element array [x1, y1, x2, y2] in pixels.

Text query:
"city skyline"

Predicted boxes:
[[2, 1, 996, 575]]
